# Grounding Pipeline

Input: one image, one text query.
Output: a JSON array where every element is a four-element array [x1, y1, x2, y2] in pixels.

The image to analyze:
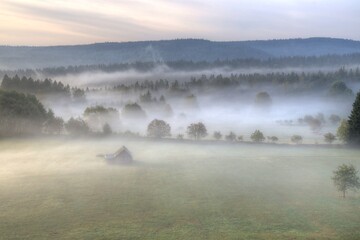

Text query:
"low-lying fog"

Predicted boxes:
[[36, 67, 356, 144], [50, 65, 360, 88], [1, 138, 359, 181], [1, 138, 360, 239]]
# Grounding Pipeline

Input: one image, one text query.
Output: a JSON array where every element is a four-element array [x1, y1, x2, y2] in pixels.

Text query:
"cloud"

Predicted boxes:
[[0, 0, 359, 45]]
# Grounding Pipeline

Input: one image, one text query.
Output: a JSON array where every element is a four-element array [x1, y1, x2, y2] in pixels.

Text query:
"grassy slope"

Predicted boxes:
[[0, 138, 360, 239]]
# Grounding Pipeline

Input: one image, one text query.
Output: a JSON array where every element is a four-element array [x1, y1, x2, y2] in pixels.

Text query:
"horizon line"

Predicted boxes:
[[1, 37, 359, 48]]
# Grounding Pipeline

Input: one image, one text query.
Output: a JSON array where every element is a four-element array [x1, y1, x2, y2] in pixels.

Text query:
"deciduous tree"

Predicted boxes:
[[147, 119, 171, 138], [332, 164, 360, 198], [324, 133, 336, 144], [187, 122, 207, 140], [337, 119, 349, 143], [213, 131, 222, 140]]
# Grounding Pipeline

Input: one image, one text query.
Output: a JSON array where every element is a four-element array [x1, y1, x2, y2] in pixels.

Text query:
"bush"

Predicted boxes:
[[291, 135, 303, 144], [270, 136, 279, 143], [225, 132, 236, 141], [213, 131, 222, 140], [251, 130, 265, 142], [324, 132, 336, 144]]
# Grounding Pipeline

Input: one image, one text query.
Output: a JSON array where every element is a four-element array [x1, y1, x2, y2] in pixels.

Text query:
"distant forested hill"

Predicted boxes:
[[1, 38, 360, 69]]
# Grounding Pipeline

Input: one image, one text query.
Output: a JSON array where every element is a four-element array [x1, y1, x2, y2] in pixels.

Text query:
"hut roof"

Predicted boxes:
[[114, 146, 132, 157], [103, 146, 133, 164]]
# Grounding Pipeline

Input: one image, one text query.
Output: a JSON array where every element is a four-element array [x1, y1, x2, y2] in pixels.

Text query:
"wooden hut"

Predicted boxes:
[[101, 146, 133, 164]]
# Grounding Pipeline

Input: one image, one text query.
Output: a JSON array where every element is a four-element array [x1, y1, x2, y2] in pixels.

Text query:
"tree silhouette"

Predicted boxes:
[[187, 122, 207, 140], [324, 133, 336, 144], [332, 164, 360, 198], [348, 92, 360, 145], [147, 119, 171, 138], [251, 130, 265, 142], [337, 119, 349, 143]]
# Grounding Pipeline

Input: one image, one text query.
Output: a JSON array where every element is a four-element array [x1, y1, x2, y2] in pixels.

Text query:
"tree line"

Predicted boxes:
[[1, 85, 360, 147], [112, 67, 359, 95], [1, 53, 360, 78], [0, 75, 85, 100], [1, 68, 359, 100]]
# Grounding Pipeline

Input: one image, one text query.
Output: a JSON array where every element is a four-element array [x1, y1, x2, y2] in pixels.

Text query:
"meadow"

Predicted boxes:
[[1, 138, 360, 239]]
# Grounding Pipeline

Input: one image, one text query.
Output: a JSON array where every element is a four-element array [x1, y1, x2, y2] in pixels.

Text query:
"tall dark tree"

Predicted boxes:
[[348, 92, 360, 145]]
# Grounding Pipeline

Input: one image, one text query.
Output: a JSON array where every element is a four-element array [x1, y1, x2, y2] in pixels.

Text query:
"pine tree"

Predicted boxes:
[[251, 130, 265, 142], [348, 92, 360, 145]]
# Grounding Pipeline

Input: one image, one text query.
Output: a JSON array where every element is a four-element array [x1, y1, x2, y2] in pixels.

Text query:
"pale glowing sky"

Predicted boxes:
[[0, 0, 359, 46]]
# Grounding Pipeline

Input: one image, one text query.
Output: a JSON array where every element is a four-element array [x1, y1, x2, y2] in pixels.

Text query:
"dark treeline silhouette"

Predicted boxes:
[[0, 90, 54, 136], [1, 75, 70, 95], [1, 53, 360, 78], [0, 75, 86, 99], [112, 67, 360, 94], [2, 38, 360, 69]]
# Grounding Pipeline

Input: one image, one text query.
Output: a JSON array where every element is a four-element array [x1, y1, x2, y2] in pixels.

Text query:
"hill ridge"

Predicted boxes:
[[1, 38, 360, 69]]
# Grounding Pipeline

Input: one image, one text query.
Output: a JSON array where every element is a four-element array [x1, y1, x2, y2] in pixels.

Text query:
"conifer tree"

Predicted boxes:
[[348, 92, 360, 145]]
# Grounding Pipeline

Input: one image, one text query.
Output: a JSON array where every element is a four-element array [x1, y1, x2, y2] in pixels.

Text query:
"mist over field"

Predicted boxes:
[[1, 138, 360, 239], [2, 0, 360, 238], [28, 63, 353, 144]]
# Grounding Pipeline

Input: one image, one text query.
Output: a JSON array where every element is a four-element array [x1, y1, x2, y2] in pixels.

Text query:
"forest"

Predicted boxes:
[[1, 64, 359, 146]]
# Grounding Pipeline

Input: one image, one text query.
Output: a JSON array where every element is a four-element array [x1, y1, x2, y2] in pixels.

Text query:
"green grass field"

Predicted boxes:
[[1, 138, 360, 239]]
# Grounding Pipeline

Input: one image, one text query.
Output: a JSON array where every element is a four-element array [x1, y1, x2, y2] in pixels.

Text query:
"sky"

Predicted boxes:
[[0, 0, 359, 46]]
